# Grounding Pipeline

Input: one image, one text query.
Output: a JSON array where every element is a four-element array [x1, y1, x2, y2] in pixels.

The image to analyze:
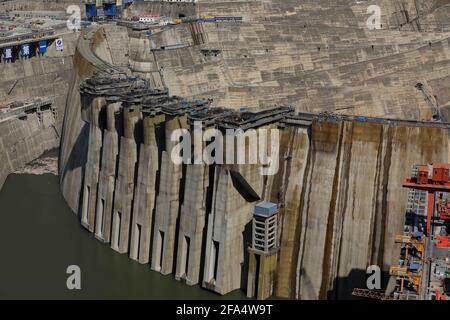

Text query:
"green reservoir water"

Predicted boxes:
[[0, 173, 247, 300]]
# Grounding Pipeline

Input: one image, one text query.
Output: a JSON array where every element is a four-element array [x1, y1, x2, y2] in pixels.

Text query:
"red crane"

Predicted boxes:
[[403, 164, 450, 246]]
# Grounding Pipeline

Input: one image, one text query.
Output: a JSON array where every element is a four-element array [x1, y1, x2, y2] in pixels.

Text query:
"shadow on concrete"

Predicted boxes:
[[229, 170, 260, 203], [60, 122, 90, 216], [327, 268, 390, 300], [240, 220, 253, 291]]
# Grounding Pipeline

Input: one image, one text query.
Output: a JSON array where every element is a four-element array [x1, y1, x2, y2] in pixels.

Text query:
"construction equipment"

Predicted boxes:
[[352, 288, 394, 300], [395, 164, 450, 300], [390, 264, 423, 293], [435, 236, 450, 248], [436, 196, 450, 220], [415, 83, 440, 121], [395, 234, 425, 256], [403, 164, 450, 236]]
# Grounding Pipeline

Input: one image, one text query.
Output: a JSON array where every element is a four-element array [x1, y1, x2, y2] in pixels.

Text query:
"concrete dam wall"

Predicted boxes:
[[275, 120, 448, 299], [56, 2, 450, 299], [0, 106, 59, 188], [0, 31, 78, 189], [59, 71, 449, 299]]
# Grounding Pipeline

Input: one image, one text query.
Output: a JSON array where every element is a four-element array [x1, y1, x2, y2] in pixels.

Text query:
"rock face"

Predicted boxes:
[[93, 0, 450, 120]]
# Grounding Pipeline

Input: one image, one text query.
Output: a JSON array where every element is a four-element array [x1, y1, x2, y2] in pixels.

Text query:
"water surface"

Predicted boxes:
[[0, 174, 247, 300]]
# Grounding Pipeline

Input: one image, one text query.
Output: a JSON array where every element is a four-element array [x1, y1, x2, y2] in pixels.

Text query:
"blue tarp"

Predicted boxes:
[[86, 4, 97, 18], [103, 4, 117, 17]]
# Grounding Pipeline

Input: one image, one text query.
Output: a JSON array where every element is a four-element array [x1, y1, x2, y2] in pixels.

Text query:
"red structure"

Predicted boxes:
[[403, 164, 450, 240], [436, 236, 450, 248]]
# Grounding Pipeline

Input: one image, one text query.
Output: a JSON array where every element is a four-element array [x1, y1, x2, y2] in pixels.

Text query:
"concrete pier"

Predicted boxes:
[[61, 74, 450, 299], [175, 164, 209, 285], [151, 117, 187, 274], [247, 250, 278, 300], [81, 97, 106, 232], [95, 102, 122, 242], [130, 114, 165, 264], [111, 106, 141, 254], [203, 164, 263, 295]]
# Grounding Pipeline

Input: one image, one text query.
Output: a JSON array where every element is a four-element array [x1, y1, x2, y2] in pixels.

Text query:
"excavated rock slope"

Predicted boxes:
[[102, 0, 450, 119]]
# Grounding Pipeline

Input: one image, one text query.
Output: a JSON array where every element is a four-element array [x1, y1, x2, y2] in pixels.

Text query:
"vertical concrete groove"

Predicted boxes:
[[319, 122, 345, 300]]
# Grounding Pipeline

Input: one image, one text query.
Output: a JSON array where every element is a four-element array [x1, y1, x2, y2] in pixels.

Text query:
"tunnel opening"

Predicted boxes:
[[158, 230, 165, 271], [213, 240, 219, 281], [183, 235, 191, 277]]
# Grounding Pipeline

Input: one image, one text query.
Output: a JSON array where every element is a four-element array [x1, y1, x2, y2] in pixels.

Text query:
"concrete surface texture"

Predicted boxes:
[[66, 78, 449, 299], [54, 0, 450, 300], [0, 0, 85, 13], [90, 0, 450, 119], [0, 110, 59, 188], [275, 121, 448, 299], [1, 0, 449, 301], [0, 28, 78, 189]]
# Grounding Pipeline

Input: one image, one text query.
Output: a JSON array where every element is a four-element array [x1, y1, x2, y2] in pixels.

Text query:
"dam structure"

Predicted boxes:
[[1, 0, 450, 300], [65, 72, 449, 299], [0, 3, 79, 188]]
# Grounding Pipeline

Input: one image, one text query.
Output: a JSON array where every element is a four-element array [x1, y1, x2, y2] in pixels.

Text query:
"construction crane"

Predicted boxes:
[[390, 264, 423, 293], [415, 83, 441, 121], [395, 234, 425, 255]]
